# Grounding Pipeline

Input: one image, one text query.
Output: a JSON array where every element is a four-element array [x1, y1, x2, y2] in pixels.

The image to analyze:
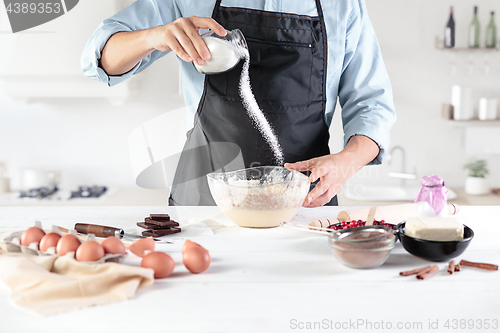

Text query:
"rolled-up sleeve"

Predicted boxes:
[[338, 0, 396, 165], [81, 0, 179, 87]]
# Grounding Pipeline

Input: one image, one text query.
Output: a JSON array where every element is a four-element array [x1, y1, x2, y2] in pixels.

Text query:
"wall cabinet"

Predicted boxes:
[[0, 0, 132, 105]]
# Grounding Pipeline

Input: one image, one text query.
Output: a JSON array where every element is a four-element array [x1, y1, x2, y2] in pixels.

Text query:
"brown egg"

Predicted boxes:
[[183, 246, 211, 274], [101, 236, 126, 255], [39, 232, 61, 252], [76, 240, 105, 262], [182, 239, 204, 254], [141, 252, 175, 278], [56, 234, 81, 256], [129, 237, 155, 258], [21, 227, 46, 247]]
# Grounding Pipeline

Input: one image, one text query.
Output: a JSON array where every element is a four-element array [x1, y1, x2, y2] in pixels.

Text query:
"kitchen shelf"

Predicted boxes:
[[434, 36, 499, 51], [446, 119, 500, 127], [437, 47, 499, 52], [1, 76, 130, 106]]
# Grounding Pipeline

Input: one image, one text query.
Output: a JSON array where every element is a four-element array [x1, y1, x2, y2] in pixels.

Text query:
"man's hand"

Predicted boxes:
[[149, 16, 227, 66], [285, 135, 380, 208], [100, 16, 226, 76], [285, 154, 348, 207]]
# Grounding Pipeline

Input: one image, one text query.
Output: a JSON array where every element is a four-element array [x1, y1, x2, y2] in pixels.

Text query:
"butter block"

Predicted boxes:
[[405, 217, 464, 241]]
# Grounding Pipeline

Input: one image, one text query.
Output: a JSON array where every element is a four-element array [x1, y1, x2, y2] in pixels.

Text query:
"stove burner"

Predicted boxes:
[[20, 186, 58, 199], [70, 186, 107, 199]]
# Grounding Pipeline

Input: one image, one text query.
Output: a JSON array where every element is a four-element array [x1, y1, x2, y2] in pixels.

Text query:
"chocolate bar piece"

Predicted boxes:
[[137, 221, 179, 229], [144, 217, 179, 226], [142, 228, 181, 237], [149, 214, 170, 221]]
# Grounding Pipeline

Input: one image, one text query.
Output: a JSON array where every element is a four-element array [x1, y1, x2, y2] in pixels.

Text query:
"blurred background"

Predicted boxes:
[[0, 0, 499, 206]]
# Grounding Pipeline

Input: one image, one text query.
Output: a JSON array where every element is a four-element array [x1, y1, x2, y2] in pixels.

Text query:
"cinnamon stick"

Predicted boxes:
[[459, 260, 498, 271], [417, 265, 439, 280], [455, 263, 461, 272], [400, 265, 432, 276], [448, 260, 456, 274]]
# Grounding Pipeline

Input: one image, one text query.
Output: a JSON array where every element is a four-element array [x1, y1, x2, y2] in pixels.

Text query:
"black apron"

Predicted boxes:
[[169, 0, 337, 206]]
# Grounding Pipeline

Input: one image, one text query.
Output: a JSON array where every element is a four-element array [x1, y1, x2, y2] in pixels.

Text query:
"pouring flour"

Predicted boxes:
[[194, 29, 284, 166]]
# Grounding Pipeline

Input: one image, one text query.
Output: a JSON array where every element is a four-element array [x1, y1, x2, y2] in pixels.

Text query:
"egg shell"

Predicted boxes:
[[141, 252, 175, 278], [101, 236, 126, 255], [76, 240, 105, 262], [182, 239, 205, 254], [183, 246, 211, 274], [21, 227, 46, 247], [39, 232, 61, 252], [56, 234, 81, 256], [129, 237, 155, 258]]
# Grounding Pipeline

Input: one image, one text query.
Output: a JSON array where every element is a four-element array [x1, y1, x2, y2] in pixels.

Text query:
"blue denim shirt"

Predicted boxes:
[[81, 0, 396, 164]]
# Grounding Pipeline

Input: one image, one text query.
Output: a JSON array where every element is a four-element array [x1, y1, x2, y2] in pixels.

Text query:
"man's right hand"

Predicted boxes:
[[149, 16, 227, 66], [100, 16, 226, 76]]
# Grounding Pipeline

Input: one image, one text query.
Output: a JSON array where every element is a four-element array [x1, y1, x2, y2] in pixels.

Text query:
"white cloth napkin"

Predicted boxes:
[[0, 250, 154, 316]]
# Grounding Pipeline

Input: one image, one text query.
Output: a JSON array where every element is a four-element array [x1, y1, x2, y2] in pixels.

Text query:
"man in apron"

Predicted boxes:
[[81, 0, 396, 207]]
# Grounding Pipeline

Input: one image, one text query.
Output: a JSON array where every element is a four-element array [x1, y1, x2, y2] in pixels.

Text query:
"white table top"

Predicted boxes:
[[0, 205, 499, 333]]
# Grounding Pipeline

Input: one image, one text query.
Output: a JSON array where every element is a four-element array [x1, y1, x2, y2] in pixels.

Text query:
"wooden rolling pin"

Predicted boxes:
[[308, 203, 460, 229]]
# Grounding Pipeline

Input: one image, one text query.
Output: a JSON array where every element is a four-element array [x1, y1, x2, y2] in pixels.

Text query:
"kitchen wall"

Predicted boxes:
[[0, 0, 499, 192], [342, 0, 500, 190]]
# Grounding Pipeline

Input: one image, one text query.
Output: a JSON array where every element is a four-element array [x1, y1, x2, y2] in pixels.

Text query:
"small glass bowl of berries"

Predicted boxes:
[[328, 219, 397, 231]]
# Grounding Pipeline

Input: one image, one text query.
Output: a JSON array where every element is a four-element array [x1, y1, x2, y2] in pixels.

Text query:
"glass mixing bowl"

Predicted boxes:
[[207, 166, 310, 228]]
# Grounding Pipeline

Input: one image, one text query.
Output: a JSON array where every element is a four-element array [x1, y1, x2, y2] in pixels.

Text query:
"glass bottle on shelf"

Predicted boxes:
[[469, 6, 480, 48], [444, 6, 455, 48], [486, 11, 497, 48]]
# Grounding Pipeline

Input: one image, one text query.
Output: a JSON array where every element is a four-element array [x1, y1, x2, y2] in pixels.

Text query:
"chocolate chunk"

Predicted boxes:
[[137, 221, 179, 229], [149, 214, 170, 221], [142, 228, 181, 237], [144, 217, 179, 226]]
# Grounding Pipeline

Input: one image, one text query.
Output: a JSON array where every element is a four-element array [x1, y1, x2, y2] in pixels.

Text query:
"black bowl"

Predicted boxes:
[[396, 222, 474, 262]]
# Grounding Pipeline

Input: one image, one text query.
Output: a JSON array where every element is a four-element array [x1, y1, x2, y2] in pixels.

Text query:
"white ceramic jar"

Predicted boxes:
[[465, 176, 490, 195]]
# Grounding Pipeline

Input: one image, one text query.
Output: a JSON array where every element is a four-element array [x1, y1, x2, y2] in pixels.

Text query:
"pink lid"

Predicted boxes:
[[413, 174, 448, 215]]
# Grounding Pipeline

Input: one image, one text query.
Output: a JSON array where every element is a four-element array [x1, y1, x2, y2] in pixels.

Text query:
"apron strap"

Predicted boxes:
[[211, 0, 222, 18]]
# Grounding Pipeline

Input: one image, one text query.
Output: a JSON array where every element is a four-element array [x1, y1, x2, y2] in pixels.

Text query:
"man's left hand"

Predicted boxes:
[[285, 154, 350, 208], [284, 135, 380, 208]]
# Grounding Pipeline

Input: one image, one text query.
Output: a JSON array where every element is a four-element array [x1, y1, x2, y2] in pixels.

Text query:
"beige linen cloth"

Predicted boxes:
[[0, 249, 154, 316]]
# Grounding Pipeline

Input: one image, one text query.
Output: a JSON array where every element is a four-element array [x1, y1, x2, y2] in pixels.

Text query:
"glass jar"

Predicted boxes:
[[413, 174, 449, 217], [193, 29, 248, 75]]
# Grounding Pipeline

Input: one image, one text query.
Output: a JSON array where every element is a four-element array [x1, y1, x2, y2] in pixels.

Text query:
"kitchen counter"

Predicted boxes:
[[3, 187, 500, 207], [0, 205, 499, 333], [0, 188, 171, 206], [337, 188, 500, 206]]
